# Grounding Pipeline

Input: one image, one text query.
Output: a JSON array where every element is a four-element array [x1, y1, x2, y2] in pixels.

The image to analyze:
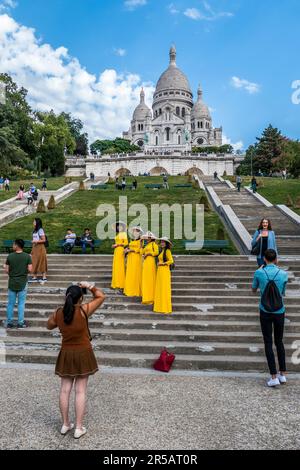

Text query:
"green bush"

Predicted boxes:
[[37, 199, 46, 213], [47, 195, 56, 210]]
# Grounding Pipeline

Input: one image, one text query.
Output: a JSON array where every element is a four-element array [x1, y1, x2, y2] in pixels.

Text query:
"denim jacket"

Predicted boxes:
[[252, 230, 278, 258]]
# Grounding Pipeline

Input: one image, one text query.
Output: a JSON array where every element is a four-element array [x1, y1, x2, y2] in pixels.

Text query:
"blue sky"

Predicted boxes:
[[0, 0, 299, 148]]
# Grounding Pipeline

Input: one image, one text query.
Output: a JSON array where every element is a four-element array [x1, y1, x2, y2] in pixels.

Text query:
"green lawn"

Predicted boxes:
[[0, 177, 73, 202], [0, 176, 237, 255], [227, 176, 300, 215]]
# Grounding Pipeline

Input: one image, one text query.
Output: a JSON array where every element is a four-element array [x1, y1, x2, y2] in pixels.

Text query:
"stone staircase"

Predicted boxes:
[[1, 254, 300, 372], [203, 177, 300, 256]]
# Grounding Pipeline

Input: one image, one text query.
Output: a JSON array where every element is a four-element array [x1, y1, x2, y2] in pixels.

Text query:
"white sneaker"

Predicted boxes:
[[74, 426, 87, 439], [267, 377, 280, 387], [278, 374, 287, 384], [61, 423, 74, 435]]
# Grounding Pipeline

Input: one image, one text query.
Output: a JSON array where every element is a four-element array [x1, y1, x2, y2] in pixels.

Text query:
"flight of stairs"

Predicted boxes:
[[203, 177, 300, 256], [1, 254, 300, 372]]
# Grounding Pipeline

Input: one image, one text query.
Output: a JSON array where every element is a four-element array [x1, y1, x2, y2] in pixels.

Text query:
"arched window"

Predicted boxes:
[[197, 138, 204, 145], [141, 124, 144, 131], [159, 108, 162, 115], [176, 107, 180, 116], [201, 121, 203, 129], [165, 127, 170, 141], [197, 121, 200, 129], [178, 135, 181, 145], [182, 108, 185, 117], [155, 135, 159, 146]]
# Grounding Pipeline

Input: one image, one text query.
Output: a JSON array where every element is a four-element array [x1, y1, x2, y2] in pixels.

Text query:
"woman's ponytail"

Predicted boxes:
[[63, 286, 83, 325]]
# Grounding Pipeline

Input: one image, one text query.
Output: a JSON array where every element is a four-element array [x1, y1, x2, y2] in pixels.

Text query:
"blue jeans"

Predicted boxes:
[[81, 241, 95, 254], [6, 287, 28, 325]]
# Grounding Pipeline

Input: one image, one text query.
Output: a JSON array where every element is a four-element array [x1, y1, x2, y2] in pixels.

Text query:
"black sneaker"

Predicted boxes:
[[6, 322, 14, 329], [17, 322, 28, 329]]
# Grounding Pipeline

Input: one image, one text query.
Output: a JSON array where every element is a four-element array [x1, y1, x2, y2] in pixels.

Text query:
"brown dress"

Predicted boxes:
[[31, 244, 48, 274], [53, 305, 98, 378]]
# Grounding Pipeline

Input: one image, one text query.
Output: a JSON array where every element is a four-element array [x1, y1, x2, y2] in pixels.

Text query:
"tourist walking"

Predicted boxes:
[[17, 184, 25, 200], [111, 221, 128, 290], [121, 177, 126, 190], [30, 218, 48, 282], [115, 177, 119, 190], [153, 237, 174, 314], [141, 231, 159, 305], [47, 282, 105, 438], [3, 239, 32, 328], [124, 227, 143, 297], [214, 171, 218, 180], [163, 175, 169, 189], [252, 218, 277, 267], [251, 177, 258, 193], [4, 177, 10, 191], [0, 176, 4, 190], [132, 179, 138, 190], [42, 179, 47, 191], [236, 175, 242, 192], [252, 249, 288, 387]]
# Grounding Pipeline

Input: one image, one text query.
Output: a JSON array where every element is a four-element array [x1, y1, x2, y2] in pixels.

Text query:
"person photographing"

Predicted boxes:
[[47, 282, 105, 439]]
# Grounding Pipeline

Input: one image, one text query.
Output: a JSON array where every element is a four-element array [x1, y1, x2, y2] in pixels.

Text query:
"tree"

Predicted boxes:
[[60, 113, 89, 155], [192, 144, 234, 154], [90, 138, 140, 155], [33, 111, 76, 176]]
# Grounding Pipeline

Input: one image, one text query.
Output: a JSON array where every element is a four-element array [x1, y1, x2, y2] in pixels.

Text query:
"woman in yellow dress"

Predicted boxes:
[[141, 231, 159, 305], [124, 227, 143, 297], [111, 221, 128, 290], [153, 237, 174, 314]]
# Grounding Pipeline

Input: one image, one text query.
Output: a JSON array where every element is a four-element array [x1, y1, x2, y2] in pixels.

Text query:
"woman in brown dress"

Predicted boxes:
[[47, 282, 105, 439], [29, 218, 48, 283]]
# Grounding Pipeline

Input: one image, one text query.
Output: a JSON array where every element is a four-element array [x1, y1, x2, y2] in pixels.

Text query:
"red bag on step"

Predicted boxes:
[[153, 348, 175, 372]]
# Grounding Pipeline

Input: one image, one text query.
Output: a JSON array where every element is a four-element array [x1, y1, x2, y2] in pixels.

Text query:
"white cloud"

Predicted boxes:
[[0, 13, 155, 143], [223, 134, 244, 152], [0, 0, 17, 12], [184, 2, 233, 21], [184, 8, 203, 20], [168, 3, 180, 15], [114, 48, 127, 57], [124, 0, 147, 10], [231, 76, 261, 94]]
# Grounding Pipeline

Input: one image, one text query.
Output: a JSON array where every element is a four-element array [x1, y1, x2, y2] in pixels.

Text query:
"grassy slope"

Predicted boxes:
[[0, 176, 237, 254], [0, 177, 74, 202], [227, 177, 300, 215]]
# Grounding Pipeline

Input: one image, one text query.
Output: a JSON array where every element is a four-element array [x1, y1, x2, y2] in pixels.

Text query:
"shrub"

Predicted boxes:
[[200, 194, 210, 212], [286, 195, 294, 207], [295, 197, 300, 209], [37, 199, 46, 213], [47, 195, 56, 210], [79, 180, 85, 191]]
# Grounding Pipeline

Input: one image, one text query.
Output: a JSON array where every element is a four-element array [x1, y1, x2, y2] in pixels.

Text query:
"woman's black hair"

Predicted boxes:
[[63, 285, 83, 325], [161, 241, 171, 263], [33, 218, 43, 233]]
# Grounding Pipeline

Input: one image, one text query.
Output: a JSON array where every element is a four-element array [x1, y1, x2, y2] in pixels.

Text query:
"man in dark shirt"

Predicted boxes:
[[4, 239, 32, 328]]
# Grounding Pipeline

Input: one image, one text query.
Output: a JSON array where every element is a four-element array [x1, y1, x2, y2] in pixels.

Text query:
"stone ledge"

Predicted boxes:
[[224, 180, 235, 189], [245, 187, 273, 207], [220, 205, 252, 252], [277, 204, 300, 226], [206, 186, 223, 208]]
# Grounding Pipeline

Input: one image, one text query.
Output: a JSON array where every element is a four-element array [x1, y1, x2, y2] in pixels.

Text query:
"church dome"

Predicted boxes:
[[133, 88, 152, 120], [191, 85, 211, 119], [155, 46, 192, 95]]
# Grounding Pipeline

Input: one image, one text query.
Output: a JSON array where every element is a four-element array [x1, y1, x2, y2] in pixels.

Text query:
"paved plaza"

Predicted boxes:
[[0, 364, 299, 450]]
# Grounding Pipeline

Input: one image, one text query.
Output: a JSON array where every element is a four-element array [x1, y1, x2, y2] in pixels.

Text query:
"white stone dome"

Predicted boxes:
[[191, 86, 211, 119], [133, 89, 152, 120], [155, 46, 192, 94]]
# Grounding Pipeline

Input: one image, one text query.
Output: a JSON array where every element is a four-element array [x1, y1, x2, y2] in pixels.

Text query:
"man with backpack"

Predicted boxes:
[[252, 249, 288, 387]]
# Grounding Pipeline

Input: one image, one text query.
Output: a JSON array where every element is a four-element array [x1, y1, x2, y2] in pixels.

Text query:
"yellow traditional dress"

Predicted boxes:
[[111, 231, 128, 289], [141, 241, 159, 304], [124, 239, 142, 297], [153, 248, 174, 314]]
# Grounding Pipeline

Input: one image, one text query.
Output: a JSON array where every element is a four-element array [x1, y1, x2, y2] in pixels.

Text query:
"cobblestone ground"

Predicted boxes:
[[0, 366, 300, 450]]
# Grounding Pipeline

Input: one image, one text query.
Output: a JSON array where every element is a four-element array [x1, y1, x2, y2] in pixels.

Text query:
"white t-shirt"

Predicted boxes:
[[33, 228, 45, 241]]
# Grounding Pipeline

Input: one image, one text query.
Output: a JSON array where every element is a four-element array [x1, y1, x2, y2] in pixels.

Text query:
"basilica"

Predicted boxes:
[[123, 46, 223, 153]]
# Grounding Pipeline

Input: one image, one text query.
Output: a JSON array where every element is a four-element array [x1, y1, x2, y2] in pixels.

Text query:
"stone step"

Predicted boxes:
[[3, 318, 300, 332], [3, 349, 299, 372], [2, 336, 298, 356]]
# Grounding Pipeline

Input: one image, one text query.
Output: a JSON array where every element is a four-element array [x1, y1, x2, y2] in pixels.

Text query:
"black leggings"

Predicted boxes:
[[260, 311, 286, 375]]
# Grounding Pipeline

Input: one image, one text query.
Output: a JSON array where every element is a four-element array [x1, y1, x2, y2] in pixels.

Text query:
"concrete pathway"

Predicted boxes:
[[0, 364, 299, 450]]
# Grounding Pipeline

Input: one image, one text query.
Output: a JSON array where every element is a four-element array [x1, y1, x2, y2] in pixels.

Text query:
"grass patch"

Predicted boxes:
[[0, 176, 237, 254], [0, 177, 77, 202]]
